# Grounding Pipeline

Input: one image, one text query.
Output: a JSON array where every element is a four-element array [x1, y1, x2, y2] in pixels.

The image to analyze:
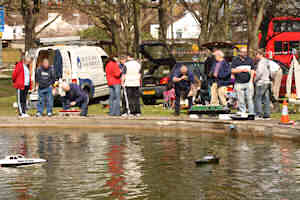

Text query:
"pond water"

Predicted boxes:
[[0, 129, 300, 200]]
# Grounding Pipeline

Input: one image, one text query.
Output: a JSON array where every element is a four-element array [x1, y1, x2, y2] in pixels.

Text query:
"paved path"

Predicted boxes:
[[0, 73, 9, 79], [0, 116, 299, 141]]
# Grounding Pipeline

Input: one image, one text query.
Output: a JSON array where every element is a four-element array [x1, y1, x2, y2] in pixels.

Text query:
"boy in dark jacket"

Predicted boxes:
[[212, 50, 231, 106], [61, 83, 89, 116]]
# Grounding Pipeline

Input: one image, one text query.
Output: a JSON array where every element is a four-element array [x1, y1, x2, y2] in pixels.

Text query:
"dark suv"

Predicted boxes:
[[139, 43, 205, 105]]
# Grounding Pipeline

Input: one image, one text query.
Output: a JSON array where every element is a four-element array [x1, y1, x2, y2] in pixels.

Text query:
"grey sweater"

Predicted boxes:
[[254, 58, 271, 86]]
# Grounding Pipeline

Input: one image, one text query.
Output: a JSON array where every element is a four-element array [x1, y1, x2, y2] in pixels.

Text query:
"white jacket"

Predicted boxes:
[[124, 60, 141, 87]]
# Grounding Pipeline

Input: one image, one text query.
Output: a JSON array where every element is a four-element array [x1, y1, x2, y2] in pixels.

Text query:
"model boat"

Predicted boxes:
[[195, 155, 220, 165], [0, 154, 47, 167]]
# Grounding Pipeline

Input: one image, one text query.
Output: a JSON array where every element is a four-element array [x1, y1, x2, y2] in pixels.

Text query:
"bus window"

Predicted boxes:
[[290, 41, 300, 51], [274, 41, 282, 52], [273, 20, 300, 32], [283, 42, 289, 52], [292, 21, 300, 32]]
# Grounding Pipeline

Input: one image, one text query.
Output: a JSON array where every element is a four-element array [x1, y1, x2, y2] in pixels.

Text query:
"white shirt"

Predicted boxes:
[[23, 64, 30, 86], [124, 60, 141, 87], [268, 60, 280, 73]]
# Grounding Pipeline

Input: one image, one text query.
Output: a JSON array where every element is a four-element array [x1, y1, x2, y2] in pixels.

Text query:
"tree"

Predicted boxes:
[[180, 0, 234, 45], [73, 0, 156, 56], [4, 0, 60, 51], [244, 0, 267, 54]]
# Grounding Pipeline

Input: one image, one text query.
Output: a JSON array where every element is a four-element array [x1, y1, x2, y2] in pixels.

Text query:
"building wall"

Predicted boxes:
[[166, 12, 201, 39]]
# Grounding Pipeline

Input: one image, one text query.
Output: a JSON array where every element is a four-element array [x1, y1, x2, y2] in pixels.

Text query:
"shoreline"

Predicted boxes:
[[0, 116, 299, 141]]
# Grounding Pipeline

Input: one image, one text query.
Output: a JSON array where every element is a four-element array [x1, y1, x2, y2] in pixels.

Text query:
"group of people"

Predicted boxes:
[[106, 54, 142, 117], [204, 47, 282, 119], [12, 55, 90, 117], [12, 46, 282, 119]]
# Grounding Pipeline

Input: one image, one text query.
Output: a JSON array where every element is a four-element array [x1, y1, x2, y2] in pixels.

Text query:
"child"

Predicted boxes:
[[163, 88, 175, 109]]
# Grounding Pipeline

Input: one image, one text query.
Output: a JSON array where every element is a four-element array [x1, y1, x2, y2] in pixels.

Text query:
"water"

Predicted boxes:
[[0, 128, 300, 200]]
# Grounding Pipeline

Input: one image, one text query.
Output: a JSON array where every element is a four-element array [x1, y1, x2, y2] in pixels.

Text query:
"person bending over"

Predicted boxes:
[[61, 83, 89, 117]]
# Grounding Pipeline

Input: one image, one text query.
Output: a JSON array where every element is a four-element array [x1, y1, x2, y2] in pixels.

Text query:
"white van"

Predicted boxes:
[[29, 45, 109, 103]]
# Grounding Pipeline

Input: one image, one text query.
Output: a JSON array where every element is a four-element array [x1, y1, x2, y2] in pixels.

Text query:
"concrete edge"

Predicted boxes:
[[0, 116, 300, 141]]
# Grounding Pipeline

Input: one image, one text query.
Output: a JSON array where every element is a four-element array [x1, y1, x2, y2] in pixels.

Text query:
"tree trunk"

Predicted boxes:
[[110, 22, 122, 56], [23, 12, 36, 52], [246, 0, 266, 56], [158, 0, 168, 42], [133, 1, 141, 58]]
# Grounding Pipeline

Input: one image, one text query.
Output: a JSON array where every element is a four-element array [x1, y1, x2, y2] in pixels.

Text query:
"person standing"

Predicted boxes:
[[231, 47, 255, 114], [268, 59, 283, 112], [268, 60, 283, 99], [172, 65, 195, 116], [61, 82, 89, 117], [35, 59, 56, 117], [12, 55, 32, 117], [254, 49, 272, 119], [105, 57, 122, 116], [121, 54, 142, 116], [205, 48, 217, 103], [213, 50, 231, 106]]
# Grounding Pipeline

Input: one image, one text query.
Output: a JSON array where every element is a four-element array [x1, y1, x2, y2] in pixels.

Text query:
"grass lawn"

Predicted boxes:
[[0, 78, 14, 98], [1, 76, 300, 120]]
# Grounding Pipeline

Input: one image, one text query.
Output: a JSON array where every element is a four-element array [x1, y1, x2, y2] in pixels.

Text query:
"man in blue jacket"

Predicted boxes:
[[212, 50, 232, 106], [172, 65, 195, 116], [61, 82, 89, 116]]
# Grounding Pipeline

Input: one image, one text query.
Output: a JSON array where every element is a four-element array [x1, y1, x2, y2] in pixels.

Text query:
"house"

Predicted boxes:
[[150, 11, 201, 40], [166, 11, 201, 39], [35, 13, 92, 38]]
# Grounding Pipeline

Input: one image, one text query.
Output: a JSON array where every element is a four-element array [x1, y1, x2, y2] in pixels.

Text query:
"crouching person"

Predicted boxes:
[[172, 65, 195, 116], [35, 59, 56, 117], [61, 82, 89, 117]]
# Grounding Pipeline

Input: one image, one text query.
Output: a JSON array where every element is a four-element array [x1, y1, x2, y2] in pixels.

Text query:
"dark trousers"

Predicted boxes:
[[17, 86, 30, 115], [79, 98, 89, 116], [123, 87, 141, 115], [175, 86, 193, 115]]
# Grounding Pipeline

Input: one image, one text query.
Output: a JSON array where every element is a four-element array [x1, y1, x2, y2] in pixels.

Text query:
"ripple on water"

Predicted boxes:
[[0, 130, 300, 199]]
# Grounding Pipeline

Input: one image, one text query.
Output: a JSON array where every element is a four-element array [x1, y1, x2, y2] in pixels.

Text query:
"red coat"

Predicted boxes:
[[105, 61, 121, 86], [12, 61, 32, 90]]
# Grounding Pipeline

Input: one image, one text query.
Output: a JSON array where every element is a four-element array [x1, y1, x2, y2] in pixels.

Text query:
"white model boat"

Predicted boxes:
[[0, 154, 46, 167]]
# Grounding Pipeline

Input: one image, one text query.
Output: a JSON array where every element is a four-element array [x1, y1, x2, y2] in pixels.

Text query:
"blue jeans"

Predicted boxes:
[[255, 84, 271, 117], [37, 87, 54, 114], [235, 82, 254, 114], [109, 84, 121, 116]]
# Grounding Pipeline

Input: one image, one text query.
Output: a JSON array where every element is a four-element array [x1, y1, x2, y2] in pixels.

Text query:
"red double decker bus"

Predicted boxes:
[[260, 16, 300, 65], [259, 17, 300, 97]]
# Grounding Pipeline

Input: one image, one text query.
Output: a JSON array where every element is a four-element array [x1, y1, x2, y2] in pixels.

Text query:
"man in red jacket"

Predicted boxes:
[[12, 55, 32, 117], [105, 57, 122, 116]]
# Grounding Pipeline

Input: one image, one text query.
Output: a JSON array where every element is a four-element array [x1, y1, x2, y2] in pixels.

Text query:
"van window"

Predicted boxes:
[[101, 56, 108, 70], [68, 51, 72, 69]]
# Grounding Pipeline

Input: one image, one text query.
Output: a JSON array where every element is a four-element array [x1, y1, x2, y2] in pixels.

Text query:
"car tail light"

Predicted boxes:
[[160, 77, 170, 85], [72, 79, 77, 84], [227, 87, 233, 92]]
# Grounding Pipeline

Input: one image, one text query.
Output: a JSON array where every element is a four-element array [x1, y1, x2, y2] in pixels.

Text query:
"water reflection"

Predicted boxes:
[[0, 129, 299, 200]]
